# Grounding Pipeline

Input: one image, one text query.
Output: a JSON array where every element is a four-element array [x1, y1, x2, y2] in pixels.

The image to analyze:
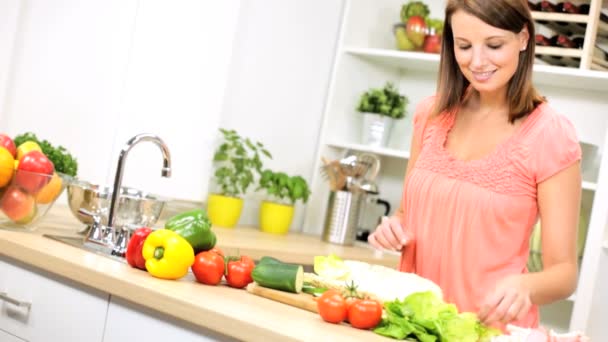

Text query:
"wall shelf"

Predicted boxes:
[[536, 46, 584, 58], [326, 141, 410, 159], [531, 11, 589, 24], [582, 181, 598, 191], [344, 47, 608, 91]]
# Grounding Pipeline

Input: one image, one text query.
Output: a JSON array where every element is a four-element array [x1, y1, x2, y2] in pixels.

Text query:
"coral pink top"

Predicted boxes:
[[399, 96, 581, 328]]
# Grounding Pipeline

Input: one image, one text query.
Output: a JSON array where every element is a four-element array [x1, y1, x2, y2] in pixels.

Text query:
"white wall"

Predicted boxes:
[[217, 0, 344, 230], [0, 0, 241, 203], [0, 0, 344, 232]]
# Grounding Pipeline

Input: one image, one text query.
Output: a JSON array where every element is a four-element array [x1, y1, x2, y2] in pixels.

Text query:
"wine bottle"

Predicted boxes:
[[572, 36, 584, 49], [539, 1, 558, 12], [551, 34, 578, 49], [561, 2, 583, 14], [535, 34, 552, 47]]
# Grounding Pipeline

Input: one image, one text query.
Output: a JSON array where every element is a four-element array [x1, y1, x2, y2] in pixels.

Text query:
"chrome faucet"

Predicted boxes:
[[83, 133, 171, 257]]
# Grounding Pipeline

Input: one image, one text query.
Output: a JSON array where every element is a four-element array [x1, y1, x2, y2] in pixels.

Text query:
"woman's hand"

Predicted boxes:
[[368, 216, 409, 251], [478, 274, 532, 325]]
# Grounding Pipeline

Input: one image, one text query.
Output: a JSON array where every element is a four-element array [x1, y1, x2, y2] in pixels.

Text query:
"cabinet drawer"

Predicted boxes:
[[0, 257, 109, 342]]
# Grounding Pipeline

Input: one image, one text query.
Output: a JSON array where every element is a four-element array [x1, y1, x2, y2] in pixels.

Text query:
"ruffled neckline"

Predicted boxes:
[[437, 103, 545, 167]]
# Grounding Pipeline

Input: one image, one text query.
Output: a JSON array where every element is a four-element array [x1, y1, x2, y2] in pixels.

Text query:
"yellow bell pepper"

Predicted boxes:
[[142, 229, 195, 280]]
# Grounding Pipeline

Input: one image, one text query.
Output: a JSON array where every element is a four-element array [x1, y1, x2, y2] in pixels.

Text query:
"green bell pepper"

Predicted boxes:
[[164, 209, 216, 253]]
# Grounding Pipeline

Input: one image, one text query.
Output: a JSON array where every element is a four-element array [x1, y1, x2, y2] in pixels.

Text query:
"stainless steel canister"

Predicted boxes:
[[322, 190, 363, 246]]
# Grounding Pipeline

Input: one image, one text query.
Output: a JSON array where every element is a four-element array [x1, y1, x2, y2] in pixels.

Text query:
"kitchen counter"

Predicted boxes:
[[0, 205, 399, 341]]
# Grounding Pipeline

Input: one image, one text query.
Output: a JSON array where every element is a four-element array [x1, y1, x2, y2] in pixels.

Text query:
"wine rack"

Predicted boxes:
[[529, 1, 607, 71]]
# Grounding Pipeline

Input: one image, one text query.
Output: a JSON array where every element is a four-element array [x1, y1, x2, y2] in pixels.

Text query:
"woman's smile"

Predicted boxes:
[[470, 70, 497, 82]]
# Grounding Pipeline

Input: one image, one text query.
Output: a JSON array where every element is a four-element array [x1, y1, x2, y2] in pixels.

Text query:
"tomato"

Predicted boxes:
[[347, 299, 383, 329], [0, 147, 14, 187], [15, 150, 54, 194], [209, 247, 224, 257], [192, 249, 225, 285], [317, 290, 347, 324], [0, 186, 36, 223], [225, 255, 255, 288], [0, 134, 16, 158]]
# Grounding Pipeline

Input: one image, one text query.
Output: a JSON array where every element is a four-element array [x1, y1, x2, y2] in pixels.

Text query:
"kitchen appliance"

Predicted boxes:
[[356, 197, 391, 242]]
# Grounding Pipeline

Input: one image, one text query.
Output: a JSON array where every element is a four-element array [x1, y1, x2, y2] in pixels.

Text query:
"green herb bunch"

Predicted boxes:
[[213, 128, 272, 198], [257, 170, 310, 205], [13, 132, 78, 177], [356, 82, 409, 119]]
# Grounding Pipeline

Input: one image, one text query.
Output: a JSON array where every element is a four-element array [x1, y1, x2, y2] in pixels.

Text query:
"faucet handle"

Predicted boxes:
[[112, 224, 139, 258]]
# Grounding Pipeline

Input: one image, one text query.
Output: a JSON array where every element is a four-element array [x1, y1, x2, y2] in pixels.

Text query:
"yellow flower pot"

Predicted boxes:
[[207, 193, 243, 228], [259, 201, 294, 235]]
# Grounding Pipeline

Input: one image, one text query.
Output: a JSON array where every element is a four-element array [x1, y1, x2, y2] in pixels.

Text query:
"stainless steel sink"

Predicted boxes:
[[43, 234, 127, 264]]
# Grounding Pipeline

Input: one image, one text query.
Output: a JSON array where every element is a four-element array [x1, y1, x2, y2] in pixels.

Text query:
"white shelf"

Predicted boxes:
[[344, 47, 608, 91], [582, 181, 598, 191], [536, 46, 584, 58], [326, 141, 410, 159], [603, 240, 608, 250], [531, 11, 589, 24]]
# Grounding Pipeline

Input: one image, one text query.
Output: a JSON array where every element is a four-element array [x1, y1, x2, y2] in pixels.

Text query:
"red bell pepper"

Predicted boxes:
[[126, 227, 153, 270]]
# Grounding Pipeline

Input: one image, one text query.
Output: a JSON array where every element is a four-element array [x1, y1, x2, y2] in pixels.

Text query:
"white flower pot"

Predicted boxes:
[[361, 112, 394, 147]]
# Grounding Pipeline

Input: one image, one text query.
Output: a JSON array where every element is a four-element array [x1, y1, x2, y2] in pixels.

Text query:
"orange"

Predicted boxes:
[[35, 172, 63, 204], [0, 147, 15, 187]]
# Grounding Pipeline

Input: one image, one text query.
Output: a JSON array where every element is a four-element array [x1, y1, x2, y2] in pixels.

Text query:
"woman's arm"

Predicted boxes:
[[528, 161, 581, 303], [368, 125, 423, 250], [479, 162, 581, 324]]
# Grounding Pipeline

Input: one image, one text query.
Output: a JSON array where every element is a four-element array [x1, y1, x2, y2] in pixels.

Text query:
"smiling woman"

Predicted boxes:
[[368, 0, 583, 333]]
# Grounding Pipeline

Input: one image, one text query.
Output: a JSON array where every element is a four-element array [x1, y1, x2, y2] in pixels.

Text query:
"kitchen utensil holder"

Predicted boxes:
[[322, 190, 362, 246]]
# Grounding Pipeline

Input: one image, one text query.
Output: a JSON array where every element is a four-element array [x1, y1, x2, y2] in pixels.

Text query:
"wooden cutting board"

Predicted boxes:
[[246, 282, 318, 313]]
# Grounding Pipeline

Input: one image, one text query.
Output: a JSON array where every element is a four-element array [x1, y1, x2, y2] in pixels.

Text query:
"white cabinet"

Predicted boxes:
[[0, 256, 109, 342], [303, 0, 608, 336], [102, 296, 236, 342]]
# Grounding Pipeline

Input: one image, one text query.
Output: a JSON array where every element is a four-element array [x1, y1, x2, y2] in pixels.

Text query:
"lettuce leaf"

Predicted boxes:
[[373, 291, 502, 341]]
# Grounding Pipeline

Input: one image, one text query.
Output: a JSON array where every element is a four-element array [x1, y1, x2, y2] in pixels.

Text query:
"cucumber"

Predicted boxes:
[[257, 256, 283, 265], [252, 262, 304, 293]]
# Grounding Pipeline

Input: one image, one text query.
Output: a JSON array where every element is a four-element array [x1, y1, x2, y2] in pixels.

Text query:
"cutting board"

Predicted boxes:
[[246, 282, 318, 313]]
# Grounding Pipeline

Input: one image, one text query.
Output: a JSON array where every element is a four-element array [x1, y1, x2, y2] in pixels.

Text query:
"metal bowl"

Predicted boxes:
[[67, 179, 167, 232]]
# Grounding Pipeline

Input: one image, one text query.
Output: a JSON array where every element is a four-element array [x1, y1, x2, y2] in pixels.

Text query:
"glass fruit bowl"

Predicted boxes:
[[0, 167, 71, 230]]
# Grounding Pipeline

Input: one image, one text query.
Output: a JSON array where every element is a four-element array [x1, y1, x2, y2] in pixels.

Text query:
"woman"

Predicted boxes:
[[368, 0, 581, 330]]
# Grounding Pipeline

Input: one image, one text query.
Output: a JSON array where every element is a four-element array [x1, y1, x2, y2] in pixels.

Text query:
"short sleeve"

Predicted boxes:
[[532, 113, 582, 183], [412, 96, 436, 147]]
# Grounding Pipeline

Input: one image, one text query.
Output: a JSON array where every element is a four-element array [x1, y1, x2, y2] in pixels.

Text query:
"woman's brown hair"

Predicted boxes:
[[434, 0, 544, 123]]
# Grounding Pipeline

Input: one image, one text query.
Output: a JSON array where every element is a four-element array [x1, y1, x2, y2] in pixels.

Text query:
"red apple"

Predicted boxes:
[[0, 134, 16, 158], [1, 186, 36, 223], [15, 150, 54, 194], [423, 34, 442, 54], [406, 15, 427, 48]]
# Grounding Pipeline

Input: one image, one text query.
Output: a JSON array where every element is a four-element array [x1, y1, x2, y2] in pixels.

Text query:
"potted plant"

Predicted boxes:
[[257, 170, 310, 234], [356, 82, 408, 147], [208, 128, 272, 228]]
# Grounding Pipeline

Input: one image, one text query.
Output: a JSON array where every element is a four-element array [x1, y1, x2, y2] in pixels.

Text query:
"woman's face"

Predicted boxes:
[[450, 10, 528, 96]]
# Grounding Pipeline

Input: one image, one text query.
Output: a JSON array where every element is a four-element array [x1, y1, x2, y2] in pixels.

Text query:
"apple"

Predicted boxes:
[[406, 15, 427, 48], [0, 134, 16, 157], [423, 34, 442, 54], [15, 150, 54, 194], [1, 186, 36, 223]]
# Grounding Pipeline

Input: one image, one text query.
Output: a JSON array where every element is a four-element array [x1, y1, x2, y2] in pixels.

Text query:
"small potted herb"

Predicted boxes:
[[208, 128, 272, 228], [257, 169, 310, 234], [356, 82, 408, 147]]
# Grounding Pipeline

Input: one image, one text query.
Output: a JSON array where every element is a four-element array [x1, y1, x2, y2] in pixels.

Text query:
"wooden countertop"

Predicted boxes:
[[0, 205, 399, 341]]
